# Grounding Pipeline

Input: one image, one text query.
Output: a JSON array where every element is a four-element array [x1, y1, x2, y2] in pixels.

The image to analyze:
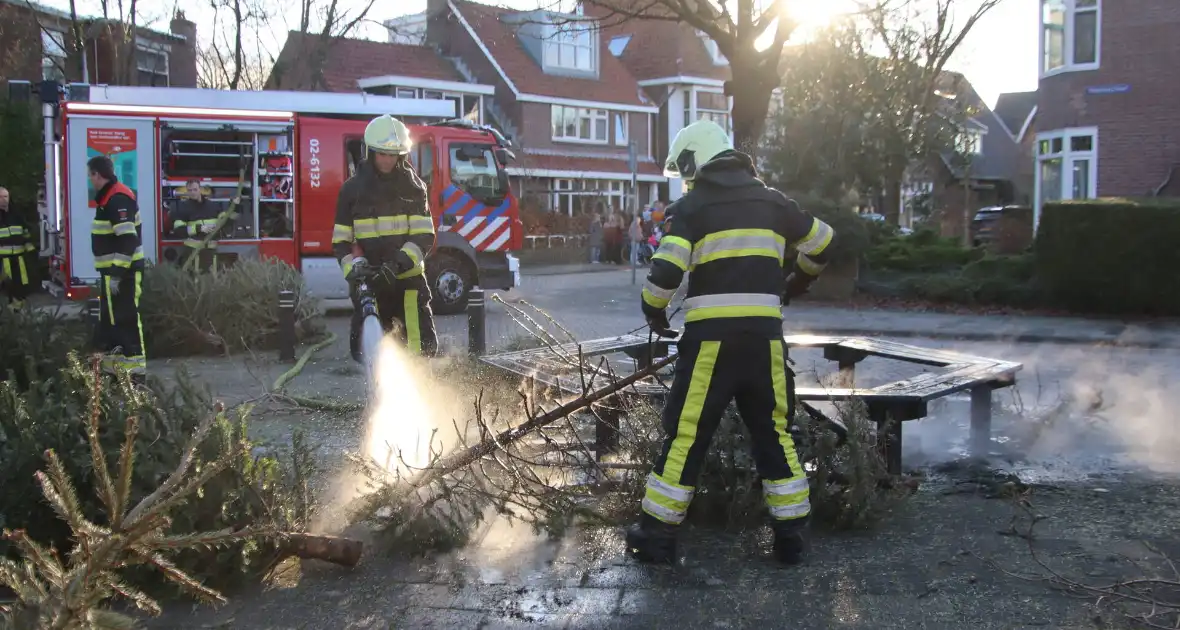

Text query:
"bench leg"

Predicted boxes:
[[837, 359, 856, 389], [595, 395, 622, 461], [970, 385, 992, 457], [870, 404, 903, 475]]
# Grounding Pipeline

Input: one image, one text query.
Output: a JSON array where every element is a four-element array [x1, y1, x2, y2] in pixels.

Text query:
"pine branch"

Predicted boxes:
[[111, 415, 140, 530]]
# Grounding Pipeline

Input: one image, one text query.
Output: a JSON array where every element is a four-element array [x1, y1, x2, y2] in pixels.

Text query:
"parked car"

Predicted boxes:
[[971, 205, 1030, 247]]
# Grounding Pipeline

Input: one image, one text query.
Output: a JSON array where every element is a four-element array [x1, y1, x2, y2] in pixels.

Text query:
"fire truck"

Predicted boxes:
[[34, 83, 522, 314]]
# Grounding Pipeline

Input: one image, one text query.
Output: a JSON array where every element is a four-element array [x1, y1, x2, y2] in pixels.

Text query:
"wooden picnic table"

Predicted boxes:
[[479, 333, 1023, 474]]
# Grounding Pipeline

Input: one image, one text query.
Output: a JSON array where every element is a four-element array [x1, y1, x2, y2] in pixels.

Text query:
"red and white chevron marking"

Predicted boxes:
[[454, 216, 512, 252]]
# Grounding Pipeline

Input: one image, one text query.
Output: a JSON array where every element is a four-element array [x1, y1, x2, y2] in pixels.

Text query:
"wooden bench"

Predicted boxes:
[[478, 334, 1023, 474]]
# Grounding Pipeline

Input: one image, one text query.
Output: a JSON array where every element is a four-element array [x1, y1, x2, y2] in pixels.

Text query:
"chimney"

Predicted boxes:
[[169, 10, 198, 87]]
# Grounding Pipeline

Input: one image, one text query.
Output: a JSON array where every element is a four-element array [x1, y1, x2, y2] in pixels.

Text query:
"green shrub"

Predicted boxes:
[[0, 353, 315, 591], [140, 258, 325, 356], [1037, 198, 1180, 315], [0, 307, 89, 390], [897, 253, 1039, 307], [792, 195, 870, 266], [864, 228, 982, 272]]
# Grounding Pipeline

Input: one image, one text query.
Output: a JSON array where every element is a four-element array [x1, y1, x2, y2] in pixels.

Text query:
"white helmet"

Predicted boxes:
[[664, 119, 732, 181], [364, 114, 412, 156]]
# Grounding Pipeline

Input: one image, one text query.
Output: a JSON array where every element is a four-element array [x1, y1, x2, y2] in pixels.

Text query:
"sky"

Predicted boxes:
[[35, 0, 1038, 108]]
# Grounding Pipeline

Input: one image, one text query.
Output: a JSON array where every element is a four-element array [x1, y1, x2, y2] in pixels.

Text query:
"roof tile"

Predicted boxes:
[[454, 1, 650, 107], [603, 19, 730, 82], [273, 31, 463, 92]]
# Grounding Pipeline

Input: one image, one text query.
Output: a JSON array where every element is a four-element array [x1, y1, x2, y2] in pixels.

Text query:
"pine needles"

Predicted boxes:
[[0, 357, 272, 630]]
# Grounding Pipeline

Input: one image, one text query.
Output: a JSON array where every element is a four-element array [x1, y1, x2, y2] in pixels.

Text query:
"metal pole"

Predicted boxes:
[[629, 139, 639, 286], [277, 289, 296, 362], [467, 287, 486, 356]]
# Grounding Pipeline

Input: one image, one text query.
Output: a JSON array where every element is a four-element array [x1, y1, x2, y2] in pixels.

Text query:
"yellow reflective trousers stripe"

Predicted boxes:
[[404, 289, 420, 354], [1, 257, 28, 285], [767, 340, 809, 521], [661, 341, 719, 484]]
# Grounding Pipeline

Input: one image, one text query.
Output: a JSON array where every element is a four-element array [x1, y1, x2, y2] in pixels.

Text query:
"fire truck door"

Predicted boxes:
[[66, 117, 158, 283]]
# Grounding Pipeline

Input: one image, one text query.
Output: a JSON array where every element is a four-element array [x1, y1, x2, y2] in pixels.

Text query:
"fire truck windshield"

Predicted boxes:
[[449, 143, 508, 204]]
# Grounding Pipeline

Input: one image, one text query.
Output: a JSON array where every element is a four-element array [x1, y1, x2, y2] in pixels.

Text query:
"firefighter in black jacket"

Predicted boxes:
[[332, 115, 438, 361], [0, 187, 36, 310], [626, 120, 836, 565], [171, 180, 230, 272], [88, 156, 146, 378]]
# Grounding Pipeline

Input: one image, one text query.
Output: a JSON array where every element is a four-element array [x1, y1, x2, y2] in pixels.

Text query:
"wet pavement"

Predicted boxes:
[[149, 474, 1180, 629], [138, 269, 1180, 628]]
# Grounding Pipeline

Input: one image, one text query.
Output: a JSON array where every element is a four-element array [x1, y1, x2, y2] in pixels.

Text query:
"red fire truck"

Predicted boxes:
[[38, 84, 522, 313]]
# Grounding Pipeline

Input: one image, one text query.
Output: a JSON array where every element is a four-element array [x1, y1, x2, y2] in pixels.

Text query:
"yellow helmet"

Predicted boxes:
[[364, 114, 412, 156], [664, 119, 732, 181]]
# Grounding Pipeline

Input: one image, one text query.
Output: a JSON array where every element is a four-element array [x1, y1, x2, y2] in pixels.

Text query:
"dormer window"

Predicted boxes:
[[545, 21, 596, 72], [700, 32, 727, 65]]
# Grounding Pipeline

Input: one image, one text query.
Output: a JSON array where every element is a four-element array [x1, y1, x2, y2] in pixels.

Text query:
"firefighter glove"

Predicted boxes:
[[345, 256, 369, 284], [646, 310, 671, 336], [394, 249, 415, 275], [108, 276, 122, 297], [782, 272, 812, 306]]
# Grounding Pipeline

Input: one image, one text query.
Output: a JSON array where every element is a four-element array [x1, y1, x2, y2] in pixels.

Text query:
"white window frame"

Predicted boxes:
[[685, 86, 732, 135], [41, 29, 67, 82], [1039, 0, 1100, 77], [1033, 126, 1098, 230], [544, 21, 597, 72], [956, 129, 984, 155], [135, 40, 171, 87], [614, 112, 628, 146], [551, 105, 609, 144], [552, 178, 625, 217], [396, 87, 419, 98]]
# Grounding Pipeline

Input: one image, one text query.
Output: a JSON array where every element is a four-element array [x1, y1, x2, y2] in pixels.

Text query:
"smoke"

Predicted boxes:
[[791, 339, 1180, 480]]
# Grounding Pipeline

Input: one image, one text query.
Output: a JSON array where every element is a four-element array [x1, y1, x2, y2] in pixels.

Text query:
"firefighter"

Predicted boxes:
[[626, 120, 836, 565], [171, 180, 230, 272], [87, 156, 146, 379], [0, 186, 36, 310], [332, 114, 438, 361]]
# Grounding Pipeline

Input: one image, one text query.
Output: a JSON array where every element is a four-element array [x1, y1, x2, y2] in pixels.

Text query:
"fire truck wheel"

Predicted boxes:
[[428, 252, 473, 315]]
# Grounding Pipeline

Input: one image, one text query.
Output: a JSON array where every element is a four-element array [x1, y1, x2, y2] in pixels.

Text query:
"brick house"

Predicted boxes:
[[921, 73, 1027, 238], [599, 17, 731, 202], [1026, 0, 1180, 228], [275, 0, 665, 217], [0, 0, 197, 88], [269, 31, 495, 126]]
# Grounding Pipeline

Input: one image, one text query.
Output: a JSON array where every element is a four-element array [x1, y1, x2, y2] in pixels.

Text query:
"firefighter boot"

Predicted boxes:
[[624, 513, 678, 564], [771, 519, 810, 565]]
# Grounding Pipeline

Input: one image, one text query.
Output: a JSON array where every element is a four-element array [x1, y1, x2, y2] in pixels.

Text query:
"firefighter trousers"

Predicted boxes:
[[93, 271, 146, 375], [641, 333, 810, 527], [349, 272, 438, 358], [0, 255, 31, 309]]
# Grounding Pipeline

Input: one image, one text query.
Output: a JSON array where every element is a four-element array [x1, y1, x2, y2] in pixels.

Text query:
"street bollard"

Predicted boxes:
[[467, 288, 486, 356], [278, 290, 296, 363], [86, 297, 101, 325]]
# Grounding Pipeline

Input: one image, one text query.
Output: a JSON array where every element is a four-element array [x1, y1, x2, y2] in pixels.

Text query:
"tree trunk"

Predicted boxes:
[[882, 176, 902, 226], [726, 58, 777, 162]]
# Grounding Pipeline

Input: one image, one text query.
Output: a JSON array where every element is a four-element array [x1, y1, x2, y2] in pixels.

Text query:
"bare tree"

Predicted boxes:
[[264, 0, 377, 91], [858, 0, 1005, 225], [198, 0, 273, 89], [558, 0, 798, 157]]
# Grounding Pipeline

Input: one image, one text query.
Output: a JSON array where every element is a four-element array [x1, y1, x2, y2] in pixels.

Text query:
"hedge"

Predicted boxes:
[[1037, 198, 1180, 315]]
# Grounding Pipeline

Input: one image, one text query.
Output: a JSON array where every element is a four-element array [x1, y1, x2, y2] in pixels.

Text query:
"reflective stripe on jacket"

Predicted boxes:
[[331, 158, 436, 278], [640, 152, 834, 338], [92, 181, 144, 276]]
